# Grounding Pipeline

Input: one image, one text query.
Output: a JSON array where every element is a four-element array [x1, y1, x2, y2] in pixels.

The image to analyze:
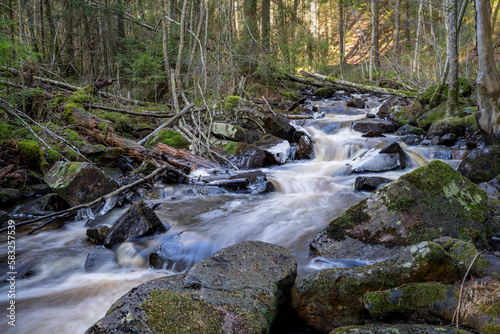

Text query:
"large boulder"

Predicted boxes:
[[86, 241, 297, 333], [311, 160, 490, 260], [376, 96, 411, 120], [104, 200, 168, 248], [255, 134, 291, 165], [212, 123, 260, 143], [291, 241, 462, 332], [262, 114, 296, 141], [44, 161, 119, 206], [79, 144, 123, 166], [457, 145, 500, 183], [351, 118, 394, 134], [348, 142, 407, 173]]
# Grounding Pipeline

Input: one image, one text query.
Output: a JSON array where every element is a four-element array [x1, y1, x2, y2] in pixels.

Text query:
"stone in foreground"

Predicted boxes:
[[330, 324, 469, 334], [44, 161, 119, 206], [86, 241, 297, 333]]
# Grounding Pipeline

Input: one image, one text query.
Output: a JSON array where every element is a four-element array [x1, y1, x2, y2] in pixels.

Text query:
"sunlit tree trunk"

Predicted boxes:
[[394, 0, 401, 63], [369, 0, 379, 80], [338, 0, 345, 65], [475, 0, 500, 144], [412, 0, 424, 75]]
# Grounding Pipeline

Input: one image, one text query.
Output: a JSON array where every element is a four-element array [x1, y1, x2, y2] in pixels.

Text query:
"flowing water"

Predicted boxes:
[[0, 95, 464, 333]]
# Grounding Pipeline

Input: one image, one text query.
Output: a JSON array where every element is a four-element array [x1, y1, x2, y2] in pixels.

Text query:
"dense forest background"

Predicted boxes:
[[2, 0, 499, 105]]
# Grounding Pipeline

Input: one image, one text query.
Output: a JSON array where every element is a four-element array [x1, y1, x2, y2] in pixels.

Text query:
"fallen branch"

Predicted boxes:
[[453, 252, 482, 328], [0, 163, 185, 232], [81, 103, 175, 118], [138, 103, 194, 145], [287, 71, 418, 98]]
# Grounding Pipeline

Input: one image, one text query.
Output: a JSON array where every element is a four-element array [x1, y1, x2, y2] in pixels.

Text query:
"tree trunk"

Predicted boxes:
[[338, 0, 345, 65], [447, 0, 459, 116], [412, 0, 424, 74], [290, 0, 298, 73], [262, 0, 270, 51], [370, 0, 379, 80], [475, 0, 500, 144], [393, 0, 400, 62]]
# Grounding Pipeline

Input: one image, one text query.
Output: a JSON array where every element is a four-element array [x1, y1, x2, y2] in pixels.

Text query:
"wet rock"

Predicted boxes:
[[224, 142, 267, 169], [0, 188, 21, 208], [330, 324, 469, 334], [311, 160, 490, 259], [10, 193, 69, 217], [347, 97, 365, 109], [104, 200, 169, 248], [292, 241, 462, 332], [212, 122, 260, 143], [79, 144, 123, 166], [86, 225, 110, 244], [44, 161, 119, 207], [355, 176, 393, 191], [84, 251, 116, 272], [230, 170, 273, 194], [431, 150, 453, 160], [394, 124, 426, 136], [86, 241, 297, 334], [457, 146, 500, 183], [315, 87, 335, 98], [0, 210, 10, 228], [255, 134, 291, 165], [416, 106, 446, 131], [466, 132, 484, 149], [351, 118, 394, 134], [296, 135, 314, 159], [362, 131, 384, 137], [262, 114, 296, 141], [376, 97, 410, 119], [30, 183, 52, 196], [348, 142, 407, 173], [400, 134, 425, 146], [430, 136, 440, 145], [438, 133, 457, 146]]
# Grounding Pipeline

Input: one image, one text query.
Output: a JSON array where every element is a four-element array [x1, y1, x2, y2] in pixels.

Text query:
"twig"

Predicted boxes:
[[138, 103, 194, 145], [261, 96, 276, 115], [453, 252, 482, 328], [0, 163, 185, 232], [242, 116, 266, 134]]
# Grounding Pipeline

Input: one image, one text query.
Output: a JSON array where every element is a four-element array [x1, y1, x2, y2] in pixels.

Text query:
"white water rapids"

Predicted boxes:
[[0, 96, 463, 333]]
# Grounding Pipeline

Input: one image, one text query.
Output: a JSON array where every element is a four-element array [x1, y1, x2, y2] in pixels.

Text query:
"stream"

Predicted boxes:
[[0, 94, 464, 333]]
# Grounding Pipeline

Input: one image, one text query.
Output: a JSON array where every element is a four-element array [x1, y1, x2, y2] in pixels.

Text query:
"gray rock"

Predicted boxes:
[[394, 124, 426, 136], [347, 97, 365, 109], [0, 188, 21, 208], [262, 114, 296, 141], [104, 200, 168, 248], [255, 134, 291, 165], [86, 225, 110, 244], [355, 176, 393, 191], [10, 193, 68, 217], [86, 241, 297, 334], [457, 145, 500, 183], [212, 122, 260, 143], [352, 118, 394, 134], [292, 241, 462, 332], [44, 162, 119, 206], [348, 142, 406, 173], [0, 210, 10, 228], [400, 134, 425, 146], [438, 133, 457, 146], [225, 143, 267, 169], [79, 144, 123, 166]]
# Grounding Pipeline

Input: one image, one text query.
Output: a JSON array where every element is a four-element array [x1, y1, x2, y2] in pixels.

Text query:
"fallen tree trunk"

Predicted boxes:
[[155, 142, 226, 174], [288, 71, 418, 98], [82, 103, 175, 118], [71, 107, 148, 161]]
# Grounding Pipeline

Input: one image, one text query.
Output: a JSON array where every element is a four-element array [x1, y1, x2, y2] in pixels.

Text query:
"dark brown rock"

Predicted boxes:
[[355, 176, 393, 191], [457, 146, 500, 183], [104, 200, 168, 248], [352, 118, 394, 134], [86, 225, 110, 244]]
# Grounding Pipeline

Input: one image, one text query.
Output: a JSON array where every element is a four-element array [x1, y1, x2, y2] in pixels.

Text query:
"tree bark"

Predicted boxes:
[[394, 0, 401, 62], [262, 0, 271, 51], [447, 0, 459, 116], [475, 0, 500, 144], [338, 0, 345, 65]]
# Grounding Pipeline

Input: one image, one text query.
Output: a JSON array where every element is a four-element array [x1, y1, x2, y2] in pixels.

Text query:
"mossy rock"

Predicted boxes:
[[312, 160, 490, 258], [147, 130, 190, 149], [388, 101, 425, 127], [416, 102, 447, 130], [0, 188, 22, 206], [16, 139, 48, 171], [448, 241, 490, 274], [315, 87, 335, 98], [427, 116, 467, 138], [457, 145, 500, 183]]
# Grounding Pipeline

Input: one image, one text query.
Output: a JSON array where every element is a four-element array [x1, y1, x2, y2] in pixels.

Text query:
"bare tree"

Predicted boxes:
[[447, 0, 459, 116]]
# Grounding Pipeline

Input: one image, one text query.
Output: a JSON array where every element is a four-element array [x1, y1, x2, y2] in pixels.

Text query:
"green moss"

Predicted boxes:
[[387, 197, 415, 212], [428, 117, 466, 136], [17, 139, 46, 170], [315, 87, 335, 98], [325, 200, 369, 240], [226, 95, 242, 109], [147, 130, 190, 149], [97, 122, 109, 137], [465, 114, 479, 132], [0, 123, 17, 140], [143, 289, 224, 333], [449, 241, 489, 272], [63, 129, 84, 144], [416, 103, 446, 129], [363, 282, 448, 317], [224, 141, 238, 155]]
